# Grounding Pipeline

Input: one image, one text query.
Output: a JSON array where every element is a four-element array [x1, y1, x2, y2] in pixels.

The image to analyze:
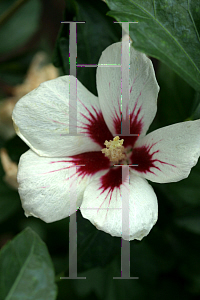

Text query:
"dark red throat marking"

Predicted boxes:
[[130, 141, 176, 175]]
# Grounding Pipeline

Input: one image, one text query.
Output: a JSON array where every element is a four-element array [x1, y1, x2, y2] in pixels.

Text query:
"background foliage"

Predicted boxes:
[[0, 0, 200, 299]]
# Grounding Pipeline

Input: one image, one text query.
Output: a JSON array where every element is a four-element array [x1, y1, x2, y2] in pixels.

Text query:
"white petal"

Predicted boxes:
[[17, 149, 91, 222], [80, 170, 158, 241], [131, 120, 200, 183], [96, 42, 159, 138], [12, 76, 103, 157]]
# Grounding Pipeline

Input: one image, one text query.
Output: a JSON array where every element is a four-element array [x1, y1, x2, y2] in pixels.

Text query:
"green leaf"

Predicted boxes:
[[106, 0, 200, 91], [190, 91, 200, 120], [0, 51, 36, 86], [77, 211, 120, 272], [0, 227, 57, 300], [155, 61, 195, 127], [147, 59, 196, 138], [53, 0, 121, 95], [74, 258, 146, 300], [0, 0, 41, 55]]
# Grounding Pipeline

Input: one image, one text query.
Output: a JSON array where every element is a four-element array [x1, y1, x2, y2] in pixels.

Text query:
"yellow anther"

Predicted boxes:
[[101, 136, 126, 163]]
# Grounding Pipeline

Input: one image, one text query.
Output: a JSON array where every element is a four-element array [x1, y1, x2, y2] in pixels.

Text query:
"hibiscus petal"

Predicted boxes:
[[96, 42, 159, 148], [80, 168, 158, 241], [130, 120, 200, 183], [17, 149, 93, 223], [12, 76, 112, 157]]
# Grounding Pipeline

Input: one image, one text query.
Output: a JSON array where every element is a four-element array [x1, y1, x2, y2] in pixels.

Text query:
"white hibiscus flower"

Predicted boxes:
[[12, 42, 200, 241]]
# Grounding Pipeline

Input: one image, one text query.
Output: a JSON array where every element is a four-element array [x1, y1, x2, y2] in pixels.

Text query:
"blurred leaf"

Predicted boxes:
[[145, 227, 176, 271], [53, 0, 121, 95], [0, 189, 20, 223], [106, 0, 200, 91], [77, 211, 120, 273], [0, 51, 36, 86], [190, 91, 200, 120], [156, 61, 195, 127], [151, 276, 189, 300], [175, 208, 200, 234], [188, 275, 200, 294], [176, 216, 200, 234], [156, 159, 200, 208], [56, 279, 79, 300], [169, 229, 200, 296], [74, 258, 146, 300], [0, 0, 42, 55], [0, 155, 20, 223], [0, 136, 29, 223], [0, 227, 57, 300], [130, 237, 172, 282]]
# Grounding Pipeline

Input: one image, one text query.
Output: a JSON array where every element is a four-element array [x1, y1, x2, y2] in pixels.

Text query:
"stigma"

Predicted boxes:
[[101, 136, 126, 164]]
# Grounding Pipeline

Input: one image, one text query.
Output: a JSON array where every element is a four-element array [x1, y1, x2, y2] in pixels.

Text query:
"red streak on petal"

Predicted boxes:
[[99, 167, 123, 194], [95, 167, 122, 218], [97, 167, 123, 209], [51, 119, 67, 126], [50, 151, 110, 179], [96, 167, 129, 219], [77, 100, 113, 147], [70, 151, 110, 177], [130, 141, 176, 175], [130, 78, 136, 94], [113, 99, 144, 148], [41, 166, 72, 175]]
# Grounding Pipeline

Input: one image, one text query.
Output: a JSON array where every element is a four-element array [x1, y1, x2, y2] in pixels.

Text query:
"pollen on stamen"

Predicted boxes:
[[101, 136, 126, 163]]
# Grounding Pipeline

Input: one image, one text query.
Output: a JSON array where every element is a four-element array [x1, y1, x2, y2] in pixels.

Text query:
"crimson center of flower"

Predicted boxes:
[[101, 136, 129, 165]]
